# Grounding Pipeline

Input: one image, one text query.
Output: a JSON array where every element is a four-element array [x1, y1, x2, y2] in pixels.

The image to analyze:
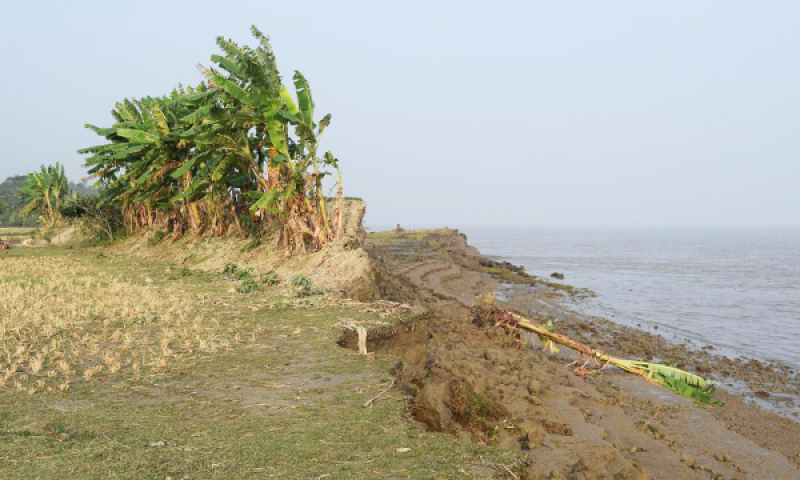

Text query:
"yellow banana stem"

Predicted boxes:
[[504, 312, 663, 387]]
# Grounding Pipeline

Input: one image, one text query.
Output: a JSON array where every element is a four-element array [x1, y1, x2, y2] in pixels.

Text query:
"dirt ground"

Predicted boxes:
[[362, 229, 800, 480], [4, 225, 800, 478]]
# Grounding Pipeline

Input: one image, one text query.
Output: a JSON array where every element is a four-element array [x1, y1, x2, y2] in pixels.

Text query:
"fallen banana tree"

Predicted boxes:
[[493, 309, 723, 406]]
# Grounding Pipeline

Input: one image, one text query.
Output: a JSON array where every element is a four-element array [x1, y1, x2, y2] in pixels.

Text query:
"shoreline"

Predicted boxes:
[[366, 227, 800, 477], [471, 232, 800, 423], [491, 264, 800, 424], [465, 226, 800, 373]]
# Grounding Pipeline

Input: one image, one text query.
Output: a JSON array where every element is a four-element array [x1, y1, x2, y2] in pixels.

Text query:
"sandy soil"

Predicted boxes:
[[361, 229, 800, 480]]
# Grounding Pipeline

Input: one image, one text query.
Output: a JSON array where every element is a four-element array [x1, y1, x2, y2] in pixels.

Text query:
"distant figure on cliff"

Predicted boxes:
[[395, 224, 404, 233]]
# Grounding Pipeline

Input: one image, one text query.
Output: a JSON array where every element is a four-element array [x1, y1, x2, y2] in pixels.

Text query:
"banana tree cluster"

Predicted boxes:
[[79, 26, 343, 251], [19, 162, 69, 228]]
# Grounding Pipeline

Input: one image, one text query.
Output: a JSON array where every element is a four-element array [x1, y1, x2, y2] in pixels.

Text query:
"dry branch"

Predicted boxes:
[[363, 380, 395, 408]]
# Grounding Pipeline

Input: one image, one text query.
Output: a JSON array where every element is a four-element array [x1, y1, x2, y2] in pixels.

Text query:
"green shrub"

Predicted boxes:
[[291, 274, 313, 297], [237, 278, 260, 294], [233, 267, 254, 281], [222, 263, 238, 275], [147, 230, 166, 245], [260, 270, 279, 286]]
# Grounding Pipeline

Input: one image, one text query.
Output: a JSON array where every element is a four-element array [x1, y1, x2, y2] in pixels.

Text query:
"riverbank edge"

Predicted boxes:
[[363, 227, 800, 475]]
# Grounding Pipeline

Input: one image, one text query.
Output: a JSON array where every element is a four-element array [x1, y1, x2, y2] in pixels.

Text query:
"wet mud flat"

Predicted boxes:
[[359, 229, 800, 479]]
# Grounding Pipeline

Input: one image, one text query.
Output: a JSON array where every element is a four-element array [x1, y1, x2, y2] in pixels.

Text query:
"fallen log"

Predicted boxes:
[[493, 309, 722, 405]]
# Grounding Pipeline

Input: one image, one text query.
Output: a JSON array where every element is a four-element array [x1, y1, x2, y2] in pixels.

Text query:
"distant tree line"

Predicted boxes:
[[0, 168, 98, 227]]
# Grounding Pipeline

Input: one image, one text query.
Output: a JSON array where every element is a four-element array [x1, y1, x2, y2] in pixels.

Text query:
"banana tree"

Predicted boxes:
[[82, 85, 223, 234], [200, 26, 339, 250], [279, 72, 336, 244], [19, 162, 69, 228], [324, 151, 344, 238]]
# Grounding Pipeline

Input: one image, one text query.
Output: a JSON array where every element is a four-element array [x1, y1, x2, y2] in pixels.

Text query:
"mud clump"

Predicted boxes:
[[410, 370, 511, 434], [517, 448, 649, 480], [413, 375, 454, 432], [517, 420, 546, 450], [565, 450, 649, 480], [542, 420, 573, 436], [446, 379, 509, 433]]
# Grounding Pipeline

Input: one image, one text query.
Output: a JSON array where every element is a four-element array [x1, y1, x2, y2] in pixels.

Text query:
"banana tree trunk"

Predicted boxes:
[[314, 176, 331, 243], [497, 310, 662, 386], [336, 184, 343, 239]]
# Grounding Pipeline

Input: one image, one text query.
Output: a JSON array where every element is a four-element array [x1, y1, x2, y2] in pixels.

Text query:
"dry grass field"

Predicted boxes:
[[0, 244, 520, 478], [0, 227, 38, 245], [0, 254, 249, 394], [0, 227, 37, 237]]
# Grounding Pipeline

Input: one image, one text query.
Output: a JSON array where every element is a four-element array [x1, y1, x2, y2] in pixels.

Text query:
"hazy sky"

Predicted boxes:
[[1, 1, 798, 228]]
